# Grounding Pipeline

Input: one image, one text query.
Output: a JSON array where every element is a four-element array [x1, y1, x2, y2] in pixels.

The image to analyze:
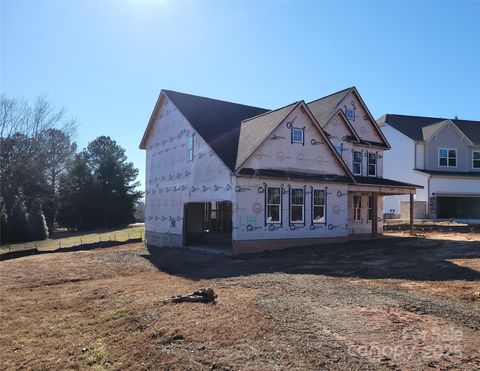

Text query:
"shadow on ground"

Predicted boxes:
[[143, 235, 480, 281]]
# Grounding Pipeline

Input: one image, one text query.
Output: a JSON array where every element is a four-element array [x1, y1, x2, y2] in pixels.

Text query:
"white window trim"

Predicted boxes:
[[187, 135, 194, 162], [266, 187, 281, 224], [353, 150, 362, 176], [353, 195, 362, 222], [367, 152, 377, 177], [292, 128, 304, 144], [438, 147, 457, 168], [290, 188, 304, 224], [472, 150, 480, 169], [312, 189, 325, 224]]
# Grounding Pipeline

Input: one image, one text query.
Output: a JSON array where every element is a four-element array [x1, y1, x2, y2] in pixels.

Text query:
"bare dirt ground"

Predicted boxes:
[[1, 231, 479, 370]]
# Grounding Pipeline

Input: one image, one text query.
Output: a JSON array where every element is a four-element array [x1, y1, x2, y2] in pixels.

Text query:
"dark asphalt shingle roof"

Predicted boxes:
[[239, 169, 422, 188], [354, 176, 423, 188], [239, 168, 352, 184], [379, 114, 480, 144], [163, 90, 269, 171], [235, 102, 299, 169], [307, 88, 351, 127]]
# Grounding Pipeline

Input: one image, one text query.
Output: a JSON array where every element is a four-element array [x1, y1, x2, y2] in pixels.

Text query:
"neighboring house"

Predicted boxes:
[[140, 87, 420, 254], [378, 114, 480, 220]]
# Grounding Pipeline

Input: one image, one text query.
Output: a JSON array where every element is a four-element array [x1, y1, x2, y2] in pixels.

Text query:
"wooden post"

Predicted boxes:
[[372, 192, 377, 237], [410, 193, 414, 235]]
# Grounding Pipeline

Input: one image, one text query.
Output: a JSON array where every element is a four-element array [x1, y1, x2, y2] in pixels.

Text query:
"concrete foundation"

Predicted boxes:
[[232, 236, 348, 255], [145, 231, 182, 248]]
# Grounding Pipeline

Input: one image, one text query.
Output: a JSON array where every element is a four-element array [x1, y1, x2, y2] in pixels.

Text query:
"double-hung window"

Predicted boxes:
[[312, 189, 325, 223], [292, 128, 304, 144], [472, 151, 480, 169], [353, 195, 362, 221], [266, 187, 281, 223], [187, 136, 194, 161], [368, 152, 377, 176], [353, 151, 362, 175], [439, 148, 456, 167], [290, 188, 304, 223]]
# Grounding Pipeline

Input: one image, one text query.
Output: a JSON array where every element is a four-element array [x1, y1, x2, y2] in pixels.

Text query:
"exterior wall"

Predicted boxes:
[[425, 124, 470, 172], [323, 112, 355, 170], [341, 91, 383, 144], [144, 95, 233, 247], [347, 192, 384, 235], [242, 106, 346, 175], [416, 142, 425, 169], [381, 124, 429, 214], [233, 177, 349, 244]]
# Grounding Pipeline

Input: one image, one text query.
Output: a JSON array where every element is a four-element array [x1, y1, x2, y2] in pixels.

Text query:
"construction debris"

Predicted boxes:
[[164, 288, 217, 304]]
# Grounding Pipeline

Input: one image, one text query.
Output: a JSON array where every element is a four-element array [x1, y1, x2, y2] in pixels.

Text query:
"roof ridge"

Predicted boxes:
[[386, 113, 448, 121], [306, 86, 353, 105], [163, 89, 268, 111], [241, 101, 300, 123]]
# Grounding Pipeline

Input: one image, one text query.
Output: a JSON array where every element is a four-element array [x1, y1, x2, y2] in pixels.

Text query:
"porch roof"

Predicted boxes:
[[353, 176, 423, 189], [238, 168, 351, 183]]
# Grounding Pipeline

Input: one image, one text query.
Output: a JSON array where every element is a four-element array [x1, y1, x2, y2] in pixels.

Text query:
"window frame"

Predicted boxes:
[[312, 189, 326, 224], [367, 152, 377, 177], [289, 188, 305, 224], [266, 186, 282, 224], [472, 150, 480, 169], [353, 150, 362, 176], [438, 148, 457, 168], [353, 195, 362, 222], [187, 135, 194, 162], [291, 127, 304, 144]]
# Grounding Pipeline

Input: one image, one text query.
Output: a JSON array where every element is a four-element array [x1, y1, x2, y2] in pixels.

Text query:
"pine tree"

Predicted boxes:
[[28, 199, 49, 241], [10, 196, 31, 242], [0, 201, 12, 244]]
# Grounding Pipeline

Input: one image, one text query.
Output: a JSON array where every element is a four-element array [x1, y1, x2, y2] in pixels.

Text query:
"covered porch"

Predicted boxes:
[[348, 180, 422, 237]]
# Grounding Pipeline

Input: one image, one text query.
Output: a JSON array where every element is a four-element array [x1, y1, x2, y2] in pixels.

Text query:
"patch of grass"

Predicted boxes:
[[0, 224, 144, 253], [103, 309, 135, 322], [84, 342, 108, 368]]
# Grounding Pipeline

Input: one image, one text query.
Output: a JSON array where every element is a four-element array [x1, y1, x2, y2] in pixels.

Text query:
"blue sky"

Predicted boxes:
[[1, 1, 479, 189]]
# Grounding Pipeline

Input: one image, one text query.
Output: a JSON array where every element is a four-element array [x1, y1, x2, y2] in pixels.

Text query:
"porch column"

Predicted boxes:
[[409, 193, 414, 235], [371, 192, 377, 237]]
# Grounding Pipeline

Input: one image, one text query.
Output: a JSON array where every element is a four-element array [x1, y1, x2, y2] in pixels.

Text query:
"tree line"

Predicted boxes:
[[0, 95, 143, 244]]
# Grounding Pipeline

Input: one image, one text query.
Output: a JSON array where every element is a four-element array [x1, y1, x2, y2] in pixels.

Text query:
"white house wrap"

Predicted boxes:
[[140, 87, 421, 254]]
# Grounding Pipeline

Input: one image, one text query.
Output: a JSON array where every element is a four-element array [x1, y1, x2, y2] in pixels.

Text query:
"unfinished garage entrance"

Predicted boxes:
[[184, 202, 232, 246], [437, 196, 480, 219]]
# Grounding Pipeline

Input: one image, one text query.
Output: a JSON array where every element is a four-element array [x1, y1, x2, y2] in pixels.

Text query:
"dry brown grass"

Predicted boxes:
[[1, 234, 479, 370]]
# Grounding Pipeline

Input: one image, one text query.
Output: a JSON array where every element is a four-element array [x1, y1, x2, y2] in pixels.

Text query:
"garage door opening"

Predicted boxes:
[[437, 196, 480, 219], [184, 201, 232, 246]]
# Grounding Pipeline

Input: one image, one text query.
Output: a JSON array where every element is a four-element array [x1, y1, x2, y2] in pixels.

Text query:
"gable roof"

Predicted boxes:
[[235, 102, 300, 169], [139, 90, 269, 171], [307, 87, 351, 126], [235, 100, 356, 181], [378, 114, 480, 144], [323, 109, 361, 142], [307, 87, 390, 149]]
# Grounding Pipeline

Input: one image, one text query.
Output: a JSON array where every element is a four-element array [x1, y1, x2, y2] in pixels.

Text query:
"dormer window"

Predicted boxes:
[[439, 148, 456, 167], [292, 128, 304, 144]]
